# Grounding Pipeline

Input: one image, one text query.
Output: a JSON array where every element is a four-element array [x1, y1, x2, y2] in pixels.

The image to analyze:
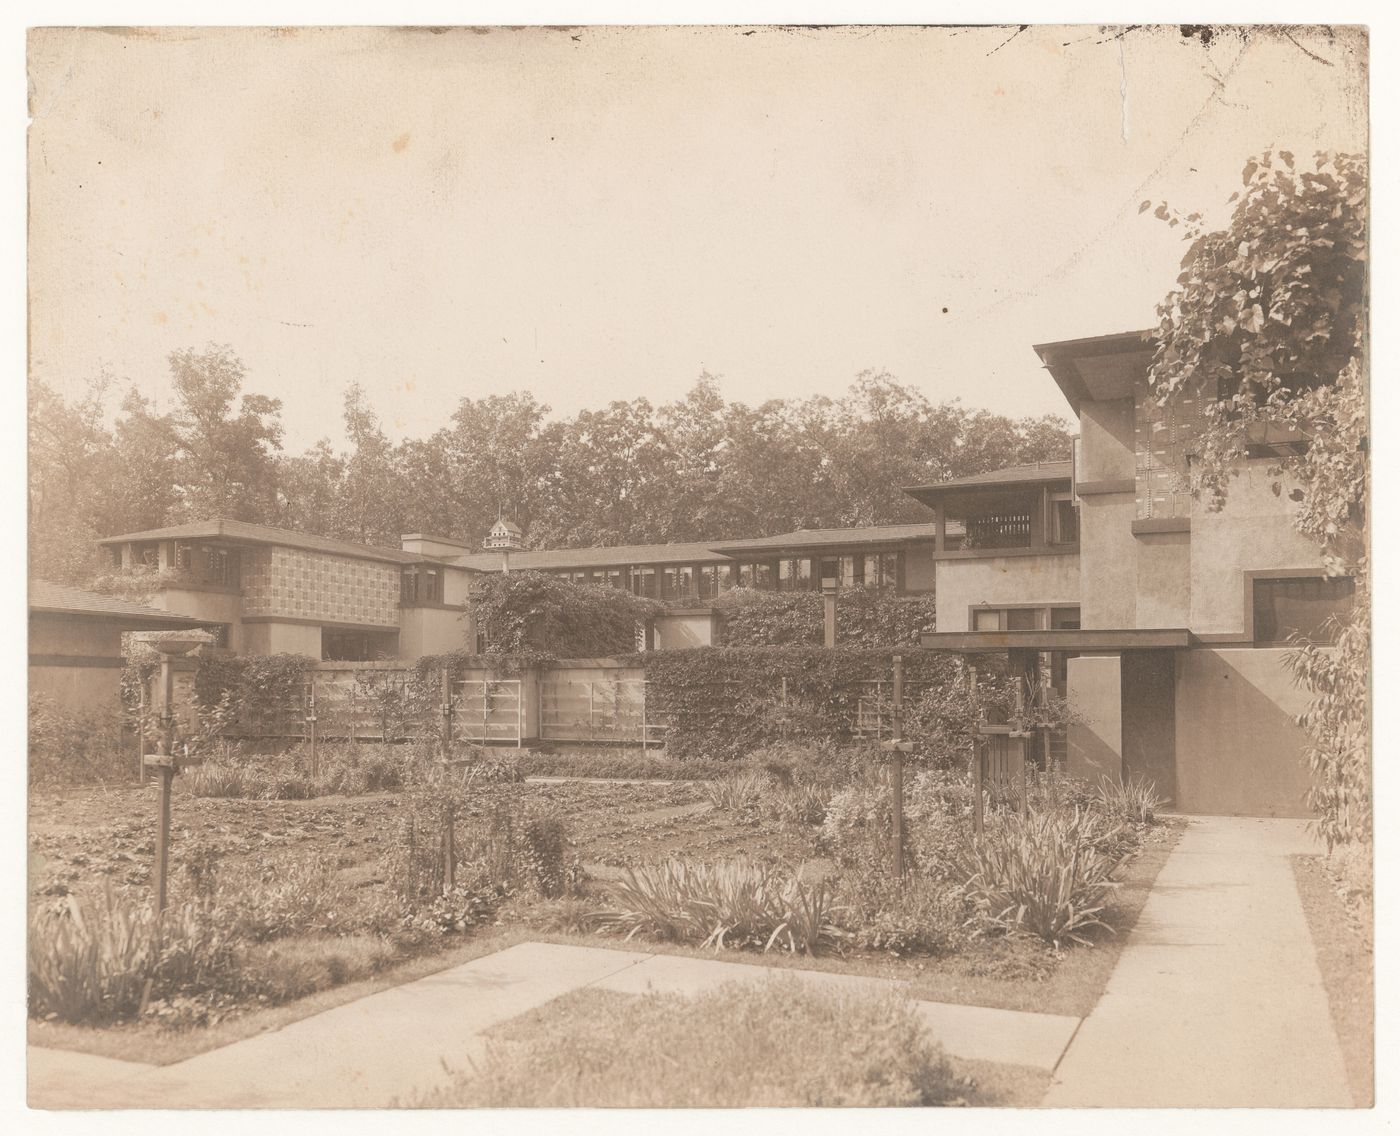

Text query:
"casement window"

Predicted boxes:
[[696, 565, 720, 600], [736, 561, 777, 589], [629, 566, 657, 598], [602, 568, 626, 589], [661, 565, 695, 600], [1251, 575, 1355, 646], [400, 565, 445, 605], [862, 552, 900, 590], [1051, 494, 1080, 544]]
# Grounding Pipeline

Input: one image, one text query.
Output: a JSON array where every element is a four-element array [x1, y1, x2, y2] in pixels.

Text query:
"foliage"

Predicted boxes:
[[639, 647, 992, 761], [28, 696, 131, 787], [834, 872, 969, 957], [960, 808, 1124, 948], [426, 979, 961, 1107], [192, 653, 317, 733], [1096, 775, 1167, 825], [516, 748, 732, 781], [28, 884, 235, 1024], [715, 586, 939, 648], [1147, 149, 1368, 848], [183, 743, 411, 800], [820, 769, 975, 882], [595, 859, 851, 955], [471, 570, 662, 659]]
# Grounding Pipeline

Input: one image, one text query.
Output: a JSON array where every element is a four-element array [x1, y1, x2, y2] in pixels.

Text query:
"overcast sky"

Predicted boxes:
[[28, 24, 1367, 452]]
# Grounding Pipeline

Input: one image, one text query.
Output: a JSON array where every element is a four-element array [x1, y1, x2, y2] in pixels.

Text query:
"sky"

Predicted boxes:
[[27, 24, 1368, 452]]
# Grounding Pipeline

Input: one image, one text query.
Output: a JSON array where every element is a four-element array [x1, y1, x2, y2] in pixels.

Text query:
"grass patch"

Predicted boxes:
[[519, 748, 729, 781], [1292, 853, 1373, 1107], [421, 982, 966, 1107]]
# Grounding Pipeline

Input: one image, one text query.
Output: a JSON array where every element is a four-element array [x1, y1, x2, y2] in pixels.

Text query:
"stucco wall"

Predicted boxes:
[[933, 553, 1080, 632], [241, 547, 399, 627], [399, 607, 470, 660], [30, 614, 124, 657], [1134, 532, 1191, 628], [442, 567, 475, 606], [152, 589, 246, 650], [1066, 654, 1122, 783], [1077, 493, 1137, 629], [654, 612, 716, 649], [1189, 463, 1325, 635], [1079, 397, 1135, 482], [1174, 647, 1315, 817], [242, 621, 324, 657]]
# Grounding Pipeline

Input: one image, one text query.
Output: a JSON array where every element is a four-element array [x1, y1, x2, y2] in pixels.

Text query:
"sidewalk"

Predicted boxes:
[[1045, 816, 1352, 1107], [29, 941, 1078, 1109]]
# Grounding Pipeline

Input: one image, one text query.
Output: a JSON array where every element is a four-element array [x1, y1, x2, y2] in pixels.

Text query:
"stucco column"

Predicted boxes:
[[1066, 654, 1123, 783]]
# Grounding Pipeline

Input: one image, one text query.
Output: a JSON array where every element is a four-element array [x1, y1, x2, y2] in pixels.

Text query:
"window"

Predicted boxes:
[[630, 566, 657, 598], [737, 561, 776, 589], [661, 565, 694, 600], [697, 565, 719, 600], [862, 552, 900, 590], [401, 566, 445, 605], [971, 606, 1057, 631], [174, 542, 193, 572], [1051, 495, 1079, 544], [1252, 575, 1355, 645], [777, 557, 814, 592], [603, 568, 625, 589]]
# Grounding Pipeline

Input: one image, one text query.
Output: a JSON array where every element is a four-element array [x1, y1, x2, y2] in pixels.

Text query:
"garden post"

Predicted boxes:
[[440, 668, 454, 756], [822, 578, 838, 648], [136, 677, 147, 785], [443, 795, 456, 894], [972, 737, 985, 837], [892, 655, 905, 878], [307, 673, 319, 779], [153, 761, 175, 913]]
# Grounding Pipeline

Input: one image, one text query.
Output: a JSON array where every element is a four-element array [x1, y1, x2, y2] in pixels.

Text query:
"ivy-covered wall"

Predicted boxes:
[[714, 587, 938, 648]]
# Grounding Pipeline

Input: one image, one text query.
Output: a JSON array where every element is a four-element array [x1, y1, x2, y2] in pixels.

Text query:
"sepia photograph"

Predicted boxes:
[[21, 16, 1375, 1114]]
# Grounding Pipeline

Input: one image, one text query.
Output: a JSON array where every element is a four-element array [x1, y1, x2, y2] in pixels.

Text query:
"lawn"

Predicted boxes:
[[29, 752, 1182, 1060]]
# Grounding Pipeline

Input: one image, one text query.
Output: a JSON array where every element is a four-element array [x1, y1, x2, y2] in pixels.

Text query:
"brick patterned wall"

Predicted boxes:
[[1134, 370, 1206, 521], [241, 547, 399, 627]]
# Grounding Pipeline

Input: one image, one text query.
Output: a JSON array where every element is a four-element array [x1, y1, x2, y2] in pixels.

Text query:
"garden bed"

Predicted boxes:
[[29, 748, 1181, 1051]]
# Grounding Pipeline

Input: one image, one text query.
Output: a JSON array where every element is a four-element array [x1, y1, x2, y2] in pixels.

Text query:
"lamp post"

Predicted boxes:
[[131, 630, 215, 913]]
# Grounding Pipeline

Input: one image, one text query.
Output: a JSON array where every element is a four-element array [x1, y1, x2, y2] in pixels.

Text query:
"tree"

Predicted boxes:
[[1147, 150, 1368, 848], [118, 345, 285, 522]]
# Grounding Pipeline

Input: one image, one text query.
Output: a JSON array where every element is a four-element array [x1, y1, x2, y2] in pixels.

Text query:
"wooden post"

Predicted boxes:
[[972, 736, 985, 837], [440, 669, 454, 757], [153, 762, 175, 913], [136, 678, 147, 785], [307, 673, 319, 779], [891, 655, 905, 879], [822, 582, 837, 648], [1018, 734, 1029, 817], [442, 797, 456, 895]]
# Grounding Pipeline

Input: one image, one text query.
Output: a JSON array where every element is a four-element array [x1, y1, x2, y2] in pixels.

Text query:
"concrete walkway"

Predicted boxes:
[[1045, 816, 1352, 1108], [30, 941, 1078, 1109]]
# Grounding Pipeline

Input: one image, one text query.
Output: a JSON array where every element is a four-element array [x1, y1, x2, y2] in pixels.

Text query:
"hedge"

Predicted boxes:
[[714, 587, 938, 648], [635, 647, 1010, 762]]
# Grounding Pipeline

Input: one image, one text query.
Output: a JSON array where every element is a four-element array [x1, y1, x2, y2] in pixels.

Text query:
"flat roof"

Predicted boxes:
[[709, 522, 961, 556], [29, 580, 218, 624], [98, 519, 425, 565], [1033, 329, 1156, 414], [455, 541, 732, 572], [919, 628, 1194, 651], [902, 460, 1073, 504]]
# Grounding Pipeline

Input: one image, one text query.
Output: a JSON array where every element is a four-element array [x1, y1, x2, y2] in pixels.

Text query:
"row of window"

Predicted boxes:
[[400, 565, 445, 605], [547, 552, 904, 599]]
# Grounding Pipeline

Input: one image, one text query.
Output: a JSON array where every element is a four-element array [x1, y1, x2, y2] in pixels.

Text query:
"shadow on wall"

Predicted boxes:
[[1174, 648, 1314, 819]]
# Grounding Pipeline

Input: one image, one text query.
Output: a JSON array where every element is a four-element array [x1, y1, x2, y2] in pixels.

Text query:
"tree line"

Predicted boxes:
[[29, 353, 1071, 584]]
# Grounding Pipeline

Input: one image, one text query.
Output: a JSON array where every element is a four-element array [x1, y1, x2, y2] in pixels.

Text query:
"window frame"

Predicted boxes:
[[1245, 568, 1356, 646]]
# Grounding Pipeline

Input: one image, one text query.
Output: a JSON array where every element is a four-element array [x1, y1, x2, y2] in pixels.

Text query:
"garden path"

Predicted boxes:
[[29, 940, 1079, 1109], [1044, 815, 1353, 1107]]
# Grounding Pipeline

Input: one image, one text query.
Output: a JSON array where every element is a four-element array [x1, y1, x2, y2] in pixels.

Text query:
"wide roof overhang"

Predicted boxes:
[[918, 628, 1195, 652], [1032, 329, 1156, 414]]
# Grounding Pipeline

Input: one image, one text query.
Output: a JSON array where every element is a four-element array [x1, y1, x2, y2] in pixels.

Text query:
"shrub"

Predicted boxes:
[[703, 770, 768, 812], [28, 696, 131, 787], [820, 769, 973, 881], [714, 587, 940, 649], [218, 855, 350, 942], [518, 808, 583, 899], [960, 808, 1123, 948], [835, 871, 969, 956], [473, 571, 663, 658], [28, 885, 234, 1023], [595, 859, 849, 955], [425, 979, 962, 1107], [1096, 775, 1167, 825]]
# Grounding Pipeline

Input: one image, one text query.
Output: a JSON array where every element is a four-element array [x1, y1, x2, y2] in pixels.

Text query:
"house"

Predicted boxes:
[[28, 579, 220, 712], [92, 519, 963, 658], [914, 330, 1353, 818]]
